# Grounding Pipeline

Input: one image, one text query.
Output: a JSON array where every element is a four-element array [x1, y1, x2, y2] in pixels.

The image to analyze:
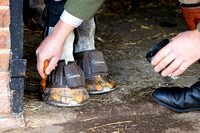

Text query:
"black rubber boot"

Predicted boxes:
[[75, 50, 115, 94], [152, 80, 200, 112], [43, 61, 90, 107]]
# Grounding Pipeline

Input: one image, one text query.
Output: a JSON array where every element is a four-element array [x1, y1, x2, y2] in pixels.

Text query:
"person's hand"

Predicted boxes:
[[36, 19, 75, 78], [36, 32, 63, 78], [151, 29, 200, 77]]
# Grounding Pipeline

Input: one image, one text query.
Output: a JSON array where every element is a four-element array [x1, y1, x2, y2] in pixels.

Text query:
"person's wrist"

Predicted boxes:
[[52, 19, 75, 40]]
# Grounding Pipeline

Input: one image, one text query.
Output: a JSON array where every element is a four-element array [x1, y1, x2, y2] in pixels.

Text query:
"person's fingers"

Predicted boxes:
[[37, 58, 45, 78], [160, 58, 182, 77], [45, 57, 59, 75], [172, 62, 190, 77], [151, 45, 172, 66], [154, 53, 175, 73]]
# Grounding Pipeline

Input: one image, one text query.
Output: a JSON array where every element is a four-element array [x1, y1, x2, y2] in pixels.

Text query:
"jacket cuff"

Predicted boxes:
[[64, 0, 105, 20], [60, 10, 83, 27]]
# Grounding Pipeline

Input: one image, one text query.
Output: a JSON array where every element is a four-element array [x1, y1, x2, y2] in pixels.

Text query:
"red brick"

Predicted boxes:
[[0, 9, 10, 28], [0, 86, 9, 95], [0, 95, 10, 114], [0, 30, 10, 49], [0, 0, 9, 6], [0, 52, 10, 72], [0, 73, 9, 94], [0, 114, 23, 131], [0, 72, 9, 86]]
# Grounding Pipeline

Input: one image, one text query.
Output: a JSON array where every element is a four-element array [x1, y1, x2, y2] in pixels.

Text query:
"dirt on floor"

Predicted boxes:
[[5, 0, 200, 133]]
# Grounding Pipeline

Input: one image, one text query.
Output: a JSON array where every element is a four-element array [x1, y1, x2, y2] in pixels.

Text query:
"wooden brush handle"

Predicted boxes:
[[40, 60, 49, 92]]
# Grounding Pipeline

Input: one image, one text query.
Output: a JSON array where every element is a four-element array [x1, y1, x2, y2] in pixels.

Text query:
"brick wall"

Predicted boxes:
[[0, 0, 11, 114], [0, 1, 25, 131]]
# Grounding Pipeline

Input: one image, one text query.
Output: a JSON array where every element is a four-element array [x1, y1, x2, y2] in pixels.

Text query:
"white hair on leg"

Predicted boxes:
[[75, 18, 96, 53], [48, 27, 75, 65]]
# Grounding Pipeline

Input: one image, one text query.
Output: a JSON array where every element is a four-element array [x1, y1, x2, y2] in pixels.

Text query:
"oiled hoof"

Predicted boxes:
[[86, 74, 115, 94], [42, 87, 90, 107]]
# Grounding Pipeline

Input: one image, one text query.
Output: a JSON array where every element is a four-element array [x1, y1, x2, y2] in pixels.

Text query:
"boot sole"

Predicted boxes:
[[45, 99, 90, 107], [152, 94, 200, 112], [42, 87, 90, 107], [88, 86, 115, 95]]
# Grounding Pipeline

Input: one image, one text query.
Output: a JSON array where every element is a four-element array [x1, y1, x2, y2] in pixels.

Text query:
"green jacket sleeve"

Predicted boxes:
[[64, 0, 105, 20]]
